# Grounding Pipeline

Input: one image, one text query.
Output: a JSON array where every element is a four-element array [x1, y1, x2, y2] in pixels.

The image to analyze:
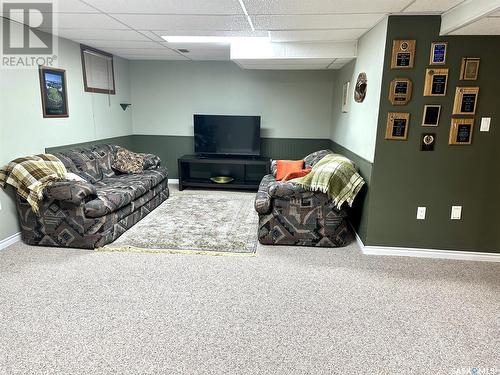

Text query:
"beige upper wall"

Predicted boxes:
[[0, 19, 133, 242], [130, 61, 336, 139], [330, 18, 388, 163]]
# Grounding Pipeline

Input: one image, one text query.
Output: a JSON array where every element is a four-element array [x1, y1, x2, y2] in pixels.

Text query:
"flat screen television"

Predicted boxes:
[[194, 114, 261, 156]]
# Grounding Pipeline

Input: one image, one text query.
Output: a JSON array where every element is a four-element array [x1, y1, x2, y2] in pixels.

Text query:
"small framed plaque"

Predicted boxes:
[[390, 40, 416, 69], [341, 81, 350, 113], [389, 77, 413, 105], [449, 118, 474, 145], [423, 68, 449, 96], [453, 87, 479, 115], [460, 57, 480, 80], [429, 42, 447, 65], [422, 105, 441, 127], [385, 112, 410, 140], [421, 133, 436, 151]]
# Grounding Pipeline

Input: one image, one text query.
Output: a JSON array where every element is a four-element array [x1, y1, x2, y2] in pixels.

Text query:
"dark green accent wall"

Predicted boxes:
[[45, 135, 135, 154], [367, 16, 500, 253], [131, 135, 331, 178], [330, 141, 372, 243]]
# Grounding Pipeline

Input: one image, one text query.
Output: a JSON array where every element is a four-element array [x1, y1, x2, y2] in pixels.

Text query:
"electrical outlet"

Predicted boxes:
[[451, 206, 462, 220], [417, 207, 426, 220], [480, 117, 491, 132]]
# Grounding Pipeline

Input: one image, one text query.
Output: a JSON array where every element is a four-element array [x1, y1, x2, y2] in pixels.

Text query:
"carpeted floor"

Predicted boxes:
[[1, 239, 499, 374]]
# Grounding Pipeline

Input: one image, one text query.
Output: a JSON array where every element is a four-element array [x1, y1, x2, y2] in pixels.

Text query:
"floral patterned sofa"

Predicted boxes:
[[254, 150, 351, 247], [16, 144, 169, 249]]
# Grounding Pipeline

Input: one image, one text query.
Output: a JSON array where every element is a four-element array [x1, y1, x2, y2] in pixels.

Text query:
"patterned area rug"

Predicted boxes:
[[100, 190, 259, 255]]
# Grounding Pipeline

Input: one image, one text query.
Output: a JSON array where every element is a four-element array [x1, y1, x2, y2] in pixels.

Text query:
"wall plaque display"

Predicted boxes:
[[38, 66, 69, 118], [452, 87, 479, 115], [460, 57, 480, 80], [389, 77, 413, 105], [421, 133, 436, 151], [342, 81, 350, 113], [423, 68, 449, 96], [449, 118, 474, 145], [422, 105, 441, 126], [390, 40, 416, 69], [385, 112, 410, 140], [429, 42, 447, 65]]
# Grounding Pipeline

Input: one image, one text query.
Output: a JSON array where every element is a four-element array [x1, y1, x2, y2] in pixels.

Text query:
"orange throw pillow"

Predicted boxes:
[[282, 168, 312, 181], [276, 160, 305, 180]]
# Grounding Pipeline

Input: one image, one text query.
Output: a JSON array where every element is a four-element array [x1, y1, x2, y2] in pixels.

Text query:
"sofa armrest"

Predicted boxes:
[[268, 180, 308, 199], [255, 174, 275, 214], [143, 153, 161, 170], [44, 180, 97, 205]]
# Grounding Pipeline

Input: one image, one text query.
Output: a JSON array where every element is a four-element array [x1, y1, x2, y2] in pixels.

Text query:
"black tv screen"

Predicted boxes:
[[194, 114, 261, 156]]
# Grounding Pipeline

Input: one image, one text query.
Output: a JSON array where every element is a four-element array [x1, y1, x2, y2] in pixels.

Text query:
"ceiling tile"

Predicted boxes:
[[53, 13, 129, 29], [149, 30, 269, 39], [74, 40, 164, 49], [48, 29, 151, 41], [180, 48, 231, 60], [254, 14, 386, 30], [449, 17, 500, 35], [112, 14, 250, 31], [119, 54, 189, 60], [270, 29, 367, 42], [244, 0, 411, 14], [327, 58, 354, 69], [102, 47, 182, 56], [403, 0, 466, 13], [83, 0, 243, 15], [55, 0, 99, 13], [235, 58, 334, 70]]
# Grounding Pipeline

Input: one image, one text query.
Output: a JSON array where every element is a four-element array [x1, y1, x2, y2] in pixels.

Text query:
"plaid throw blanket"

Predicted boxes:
[[0, 154, 67, 213], [292, 154, 365, 210]]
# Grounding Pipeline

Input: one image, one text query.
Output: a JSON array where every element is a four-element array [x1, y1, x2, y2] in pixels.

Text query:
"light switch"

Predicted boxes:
[[451, 206, 462, 220], [417, 207, 426, 220], [480, 117, 491, 132]]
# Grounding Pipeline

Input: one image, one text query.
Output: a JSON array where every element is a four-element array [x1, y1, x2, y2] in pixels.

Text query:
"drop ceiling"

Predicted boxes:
[[2, 0, 499, 69]]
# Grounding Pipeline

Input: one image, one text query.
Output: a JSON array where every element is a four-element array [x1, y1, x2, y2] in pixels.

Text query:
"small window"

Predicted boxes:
[[80, 44, 115, 94]]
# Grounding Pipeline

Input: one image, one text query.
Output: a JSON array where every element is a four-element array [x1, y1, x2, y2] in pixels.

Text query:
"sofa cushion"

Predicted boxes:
[[303, 149, 333, 169], [112, 147, 145, 174], [85, 167, 168, 218], [276, 160, 304, 180]]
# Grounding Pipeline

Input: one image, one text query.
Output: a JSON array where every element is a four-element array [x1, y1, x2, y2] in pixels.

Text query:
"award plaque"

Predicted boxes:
[[422, 105, 441, 127], [389, 78, 413, 105], [421, 133, 436, 151], [385, 112, 410, 140], [429, 42, 447, 65], [453, 87, 479, 115], [460, 57, 480, 80], [423, 68, 448, 96], [390, 40, 416, 69], [449, 118, 474, 145]]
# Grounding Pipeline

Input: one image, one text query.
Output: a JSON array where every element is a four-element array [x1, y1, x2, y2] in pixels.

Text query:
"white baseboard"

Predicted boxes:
[[0, 232, 21, 250], [168, 179, 179, 184], [353, 230, 500, 263]]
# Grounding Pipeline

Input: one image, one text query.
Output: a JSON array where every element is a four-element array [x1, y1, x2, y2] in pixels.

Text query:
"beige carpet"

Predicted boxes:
[[102, 189, 259, 255]]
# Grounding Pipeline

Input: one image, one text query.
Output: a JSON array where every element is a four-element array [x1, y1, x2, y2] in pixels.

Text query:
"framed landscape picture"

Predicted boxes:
[[39, 67, 69, 118]]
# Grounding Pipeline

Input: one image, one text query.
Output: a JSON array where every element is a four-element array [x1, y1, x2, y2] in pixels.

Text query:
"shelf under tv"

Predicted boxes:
[[177, 155, 270, 191]]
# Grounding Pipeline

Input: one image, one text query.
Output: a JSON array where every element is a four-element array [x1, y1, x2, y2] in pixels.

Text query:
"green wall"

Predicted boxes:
[[367, 16, 500, 253]]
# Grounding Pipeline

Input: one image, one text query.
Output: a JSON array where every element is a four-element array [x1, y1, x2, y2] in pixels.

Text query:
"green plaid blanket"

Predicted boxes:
[[292, 154, 365, 209], [0, 154, 67, 213]]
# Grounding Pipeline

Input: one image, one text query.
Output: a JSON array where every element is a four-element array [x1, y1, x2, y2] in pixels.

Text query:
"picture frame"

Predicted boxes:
[[421, 133, 436, 151], [385, 112, 410, 140], [341, 81, 350, 113], [389, 77, 413, 105], [390, 40, 416, 69], [423, 68, 449, 97], [452, 87, 479, 115], [422, 105, 441, 127], [449, 118, 474, 145], [429, 42, 447, 65], [38, 66, 69, 118], [460, 57, 480, 80]]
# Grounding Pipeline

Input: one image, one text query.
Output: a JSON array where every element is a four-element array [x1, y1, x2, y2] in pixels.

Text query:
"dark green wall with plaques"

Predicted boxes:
[[366, 16, 500, 252]]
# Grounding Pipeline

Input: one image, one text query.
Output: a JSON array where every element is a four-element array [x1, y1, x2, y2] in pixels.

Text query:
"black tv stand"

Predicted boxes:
[[178, 154, 270, 191]]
